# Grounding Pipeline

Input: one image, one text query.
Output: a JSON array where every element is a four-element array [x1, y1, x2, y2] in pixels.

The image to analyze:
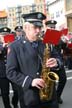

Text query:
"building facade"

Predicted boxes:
[[7, 7, 17, 30], [0, 10, 7, 28], [65, 0, 72, 32], [7, 5, 32, 31], [6, 0, 72, 32], [47, 0, 67, 30], [34, 0, 46, 15]]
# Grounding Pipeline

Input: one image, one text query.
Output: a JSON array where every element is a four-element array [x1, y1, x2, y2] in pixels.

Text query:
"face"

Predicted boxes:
[[46, 26, 55, 30], [0, 35, 4, 43], [16, 31, 22, 36], [50, 26, 55, 29], [24, 22, 41, 42]]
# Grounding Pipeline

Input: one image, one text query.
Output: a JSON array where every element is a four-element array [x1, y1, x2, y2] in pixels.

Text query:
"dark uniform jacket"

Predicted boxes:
[[0, 44, 7, 78], [6, 36, 63, 106]]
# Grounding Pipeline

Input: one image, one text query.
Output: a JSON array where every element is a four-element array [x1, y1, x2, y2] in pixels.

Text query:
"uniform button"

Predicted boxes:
[[4, 60, 7, 62], [5, 64, 7, 66], [0, 51, 2, 54], [4, 55, 6, 58], [36, 72, 39, 75], [23, 41, 26, 43]]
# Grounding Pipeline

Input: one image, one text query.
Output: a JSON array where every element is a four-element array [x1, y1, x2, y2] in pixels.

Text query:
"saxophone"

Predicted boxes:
[[39, 44, 59, 101]]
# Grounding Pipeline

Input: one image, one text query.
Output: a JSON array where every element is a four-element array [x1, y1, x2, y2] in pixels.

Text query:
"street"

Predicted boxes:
[[59, 69, 72, 108], [0, 69, 72, 108]]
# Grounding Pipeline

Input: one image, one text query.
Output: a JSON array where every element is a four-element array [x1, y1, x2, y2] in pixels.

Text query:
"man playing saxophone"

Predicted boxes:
[[6, 12, 63, 108]]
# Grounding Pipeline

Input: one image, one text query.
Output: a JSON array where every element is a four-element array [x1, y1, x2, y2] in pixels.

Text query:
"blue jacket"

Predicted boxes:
[[6, 36, 63, 106], [0, 44, 7, 78]]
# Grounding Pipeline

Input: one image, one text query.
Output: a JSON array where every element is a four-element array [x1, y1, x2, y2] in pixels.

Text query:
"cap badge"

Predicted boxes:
[[4, 28, 7, 31], [18, 26, 20, 29], [51, 20, 54, 23], [38, 13, 42, 19]]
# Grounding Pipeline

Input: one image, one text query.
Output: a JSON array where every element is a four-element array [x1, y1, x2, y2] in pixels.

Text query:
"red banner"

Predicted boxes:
[[61, 28, 68, 36], [4, 34, 15, 43], [67, 43, 72, 48], [43, 29, 62, 45]]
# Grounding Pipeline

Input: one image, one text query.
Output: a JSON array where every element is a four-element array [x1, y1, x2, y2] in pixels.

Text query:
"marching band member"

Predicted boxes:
[[14, 26, 23, 40], [0, 27, 19, 108], [6, 12, 63, 108], [45, 20, 67, 104], [0, 27, 12, 108]]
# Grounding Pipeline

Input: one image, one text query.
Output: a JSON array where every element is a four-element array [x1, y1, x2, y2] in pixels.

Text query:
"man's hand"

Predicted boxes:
[[32, 78, 45, 89], [46, 58, 58, 68], [3, 43, 8, 47]]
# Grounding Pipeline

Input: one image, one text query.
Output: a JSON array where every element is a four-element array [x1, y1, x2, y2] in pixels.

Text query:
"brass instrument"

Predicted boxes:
[[40, 44, 59, 101]]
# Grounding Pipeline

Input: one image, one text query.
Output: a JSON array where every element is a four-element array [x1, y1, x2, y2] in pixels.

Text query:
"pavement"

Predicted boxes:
[[59, 68, 72, 108], [0, 69, 72, 108]]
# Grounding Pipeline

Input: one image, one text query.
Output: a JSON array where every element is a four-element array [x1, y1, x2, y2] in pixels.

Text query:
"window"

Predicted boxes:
[[61, 9, 63, 14], [51, 13, 54, 19], [56, 11, 60, 17]]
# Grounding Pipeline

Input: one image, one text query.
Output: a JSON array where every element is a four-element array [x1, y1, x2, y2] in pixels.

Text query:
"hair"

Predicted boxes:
[[23, 22, 30, 30], [23, 22, 34, 32]]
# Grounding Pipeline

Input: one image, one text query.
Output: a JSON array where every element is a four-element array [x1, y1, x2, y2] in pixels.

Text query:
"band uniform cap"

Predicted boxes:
[[15, 26, 23, 32], [45, 20, 57, 28], [0, 27, 11, 34], [22, 12, 46, 27]]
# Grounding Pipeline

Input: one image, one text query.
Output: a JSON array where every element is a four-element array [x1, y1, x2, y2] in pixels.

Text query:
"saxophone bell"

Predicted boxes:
[[48, 72, 59, 81], [40, 71, 59, 101]]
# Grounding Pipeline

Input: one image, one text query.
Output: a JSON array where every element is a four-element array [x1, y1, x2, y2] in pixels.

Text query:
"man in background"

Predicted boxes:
[[45, 20, 67, 104], [0, 27, 19, 108], [0, 27, 12, 108], [14, 26, 23, 40]]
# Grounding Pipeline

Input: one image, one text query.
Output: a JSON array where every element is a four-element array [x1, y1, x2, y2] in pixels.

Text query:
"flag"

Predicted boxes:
[[67, 43, 72, 48], [61, 28, 68, 36], [4, 34, 15, 43], [67, 34, 72, 41], [67, 34, 72, 48], [43, 29, 62, 45]]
